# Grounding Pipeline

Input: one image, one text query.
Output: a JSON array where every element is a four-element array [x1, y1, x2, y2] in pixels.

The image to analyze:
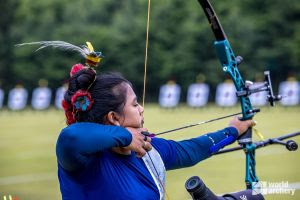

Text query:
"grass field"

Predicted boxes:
[[0, 105, 299, 200]]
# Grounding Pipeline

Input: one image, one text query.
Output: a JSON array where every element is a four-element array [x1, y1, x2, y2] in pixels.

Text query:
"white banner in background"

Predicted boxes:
[[8, 88, 28, 110], [55, 86, 67, 109], [31, 87, 52, 110], [279, 81, 300, 106], [159, 84, 181, 108], [0, 89, 4, 109], [187, 83, 209, 107], [215, 82, 237, 107]]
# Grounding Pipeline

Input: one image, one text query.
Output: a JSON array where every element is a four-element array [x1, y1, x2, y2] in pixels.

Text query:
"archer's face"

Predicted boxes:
[[119, 83, 144, 128]]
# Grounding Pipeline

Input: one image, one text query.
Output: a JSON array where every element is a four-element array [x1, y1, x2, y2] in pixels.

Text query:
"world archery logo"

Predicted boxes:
[[252, 181, 296, 196], [252, 181, 264, 195]]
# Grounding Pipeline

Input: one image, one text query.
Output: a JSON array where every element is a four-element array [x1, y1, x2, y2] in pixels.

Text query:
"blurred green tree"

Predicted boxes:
[[0, 0, 298, 101]]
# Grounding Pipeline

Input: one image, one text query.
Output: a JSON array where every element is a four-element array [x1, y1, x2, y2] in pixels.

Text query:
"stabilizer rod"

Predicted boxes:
[[215, 131, 300, 155]]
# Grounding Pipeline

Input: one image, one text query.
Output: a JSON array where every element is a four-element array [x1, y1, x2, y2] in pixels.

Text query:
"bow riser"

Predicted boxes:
[[246, 145, 258, 189], [214, 40, 254, 120]]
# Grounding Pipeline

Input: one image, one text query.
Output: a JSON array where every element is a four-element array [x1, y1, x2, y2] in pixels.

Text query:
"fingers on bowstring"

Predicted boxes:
[[143, 135, 151, 143], [136, 147, 147, 158], [143, 141, 152, 152]]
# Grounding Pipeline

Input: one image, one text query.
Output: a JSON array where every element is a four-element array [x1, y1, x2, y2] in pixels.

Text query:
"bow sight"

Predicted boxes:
[[236, 70, 282, 107]]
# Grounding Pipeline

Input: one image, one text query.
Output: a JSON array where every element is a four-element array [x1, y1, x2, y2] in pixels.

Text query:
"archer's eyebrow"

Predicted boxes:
[[134, 96, 139, 104]]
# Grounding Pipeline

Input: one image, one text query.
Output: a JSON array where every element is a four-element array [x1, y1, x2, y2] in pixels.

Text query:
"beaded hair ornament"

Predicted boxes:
[[16, 41, 103, 124]]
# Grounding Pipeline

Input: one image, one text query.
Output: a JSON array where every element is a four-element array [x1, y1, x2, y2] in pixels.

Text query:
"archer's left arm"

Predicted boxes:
[[151, 127, 238, 170]]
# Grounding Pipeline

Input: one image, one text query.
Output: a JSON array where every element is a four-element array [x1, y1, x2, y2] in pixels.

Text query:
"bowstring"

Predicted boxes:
[[143, 1, 170, 199], [142, 0, 151, 108]]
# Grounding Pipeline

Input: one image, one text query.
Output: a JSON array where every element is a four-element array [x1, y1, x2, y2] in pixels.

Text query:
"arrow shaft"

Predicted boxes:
[[155, 112, 242, 136]]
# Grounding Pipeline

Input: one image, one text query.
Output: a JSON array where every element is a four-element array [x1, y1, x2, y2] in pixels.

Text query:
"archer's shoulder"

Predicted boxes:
[[61, 122, 126, 133], [58, 123, 128, 140], [63, 122, 108, 129], [59, 122, 103, 135]]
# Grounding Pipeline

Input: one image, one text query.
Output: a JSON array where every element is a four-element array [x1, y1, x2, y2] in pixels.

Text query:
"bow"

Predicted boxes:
[[141, 0, 282, 192], [142, 1, 299, 198], [196, 0, 282, 189]]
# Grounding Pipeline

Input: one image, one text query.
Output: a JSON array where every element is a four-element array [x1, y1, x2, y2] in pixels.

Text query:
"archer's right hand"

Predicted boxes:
[[124, 127, 152, 157]]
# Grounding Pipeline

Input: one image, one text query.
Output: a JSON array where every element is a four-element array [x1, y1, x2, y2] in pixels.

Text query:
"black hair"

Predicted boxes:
[[64, 68, 132, 124]]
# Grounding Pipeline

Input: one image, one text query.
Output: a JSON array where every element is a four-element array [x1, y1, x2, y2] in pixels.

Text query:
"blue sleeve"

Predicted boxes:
[[151, 127, 238, 170], [56, 122, 132, 172]]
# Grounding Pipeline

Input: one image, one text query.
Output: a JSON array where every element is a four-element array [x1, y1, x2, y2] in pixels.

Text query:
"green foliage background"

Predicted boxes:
[[0, 0, 299, 101]]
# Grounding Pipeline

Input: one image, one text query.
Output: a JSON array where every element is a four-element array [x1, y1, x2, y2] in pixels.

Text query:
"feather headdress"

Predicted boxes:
[[16, 41, 103, 67]]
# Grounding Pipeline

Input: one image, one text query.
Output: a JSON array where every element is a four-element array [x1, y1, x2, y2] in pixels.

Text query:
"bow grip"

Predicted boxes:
[[237, 108, 260, 144]]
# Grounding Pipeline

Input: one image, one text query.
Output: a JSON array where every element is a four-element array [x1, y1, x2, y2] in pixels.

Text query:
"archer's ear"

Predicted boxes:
[[106, 111, 122, 126]]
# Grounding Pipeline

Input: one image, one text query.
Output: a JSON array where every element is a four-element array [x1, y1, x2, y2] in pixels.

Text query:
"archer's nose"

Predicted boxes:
[[139, 104, 144, 114]]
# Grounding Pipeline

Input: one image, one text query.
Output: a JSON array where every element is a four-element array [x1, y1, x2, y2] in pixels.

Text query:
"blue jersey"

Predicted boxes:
[[56, 123, 238, 200]]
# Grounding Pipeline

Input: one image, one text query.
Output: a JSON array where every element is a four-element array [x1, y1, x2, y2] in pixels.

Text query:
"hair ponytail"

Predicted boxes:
[[62, 64, 97, 125]]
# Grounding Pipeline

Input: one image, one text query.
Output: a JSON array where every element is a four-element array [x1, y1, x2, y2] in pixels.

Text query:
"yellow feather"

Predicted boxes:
[[86, 41, 94, 52]]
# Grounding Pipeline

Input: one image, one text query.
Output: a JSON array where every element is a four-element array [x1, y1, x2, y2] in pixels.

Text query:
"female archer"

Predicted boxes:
[[17, 41, 256, 200]]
